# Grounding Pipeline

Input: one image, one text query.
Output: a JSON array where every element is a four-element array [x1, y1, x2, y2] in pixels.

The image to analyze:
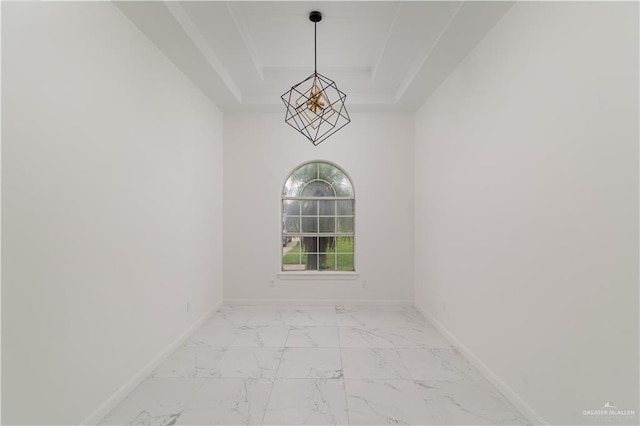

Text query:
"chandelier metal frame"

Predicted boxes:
[[281, 11, 351, 146]]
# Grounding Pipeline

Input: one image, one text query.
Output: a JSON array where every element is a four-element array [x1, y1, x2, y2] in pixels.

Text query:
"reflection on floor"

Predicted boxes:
[[99, 305, 530, 425]]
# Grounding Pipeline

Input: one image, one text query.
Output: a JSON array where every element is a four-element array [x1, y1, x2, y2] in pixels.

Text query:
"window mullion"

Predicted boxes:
[[282, 162, 354, 272]]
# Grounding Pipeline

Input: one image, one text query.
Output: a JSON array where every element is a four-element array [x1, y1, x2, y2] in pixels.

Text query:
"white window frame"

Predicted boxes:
[[279, 161, 358, 279]]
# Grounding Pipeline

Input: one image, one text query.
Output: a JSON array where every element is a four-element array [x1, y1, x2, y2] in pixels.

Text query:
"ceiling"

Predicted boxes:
[[115, 1, 514, 113]]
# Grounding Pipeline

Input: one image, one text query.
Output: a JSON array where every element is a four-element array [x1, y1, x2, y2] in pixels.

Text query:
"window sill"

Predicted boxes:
[[277, 272, 360, 280]]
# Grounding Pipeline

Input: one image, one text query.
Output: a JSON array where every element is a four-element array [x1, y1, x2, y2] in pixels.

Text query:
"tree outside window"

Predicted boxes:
[[282, 161, 355, 271]]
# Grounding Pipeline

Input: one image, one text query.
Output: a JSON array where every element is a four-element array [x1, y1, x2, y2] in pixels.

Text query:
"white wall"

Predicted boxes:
[[415, 2, 638, 424], [224, 113, 414, 302], [2, 2, 224, 424]]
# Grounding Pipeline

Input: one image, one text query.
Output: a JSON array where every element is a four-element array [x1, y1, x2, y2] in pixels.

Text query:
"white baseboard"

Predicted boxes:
[[414, 302, 547, 425], [80, 301, 222, 426], [223, 298, 414, 306]]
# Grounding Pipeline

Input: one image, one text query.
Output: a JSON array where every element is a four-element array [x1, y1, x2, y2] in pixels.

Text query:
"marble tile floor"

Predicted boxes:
[[99, 305, 530, 425]]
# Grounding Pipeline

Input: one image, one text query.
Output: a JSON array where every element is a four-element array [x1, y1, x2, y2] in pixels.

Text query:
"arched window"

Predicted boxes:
[[282, 161, 355, 272]]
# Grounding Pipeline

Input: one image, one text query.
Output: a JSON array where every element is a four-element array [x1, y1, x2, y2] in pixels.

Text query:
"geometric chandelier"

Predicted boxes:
[[281, 11, 351, 146]]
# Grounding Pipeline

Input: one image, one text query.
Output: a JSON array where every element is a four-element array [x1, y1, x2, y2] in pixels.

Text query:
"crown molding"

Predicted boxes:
[[226, 2, 265, 81], [165, 2, 243, 103], [394, 1, 463, 104], [370, 2, 401, 81]]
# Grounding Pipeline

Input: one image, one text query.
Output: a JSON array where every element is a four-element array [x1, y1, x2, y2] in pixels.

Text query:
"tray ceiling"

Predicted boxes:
[[115, 1, 514, 112]]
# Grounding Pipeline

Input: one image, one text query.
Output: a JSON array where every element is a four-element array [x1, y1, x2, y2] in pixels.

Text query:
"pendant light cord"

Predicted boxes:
[[314, 21, 317, 74]]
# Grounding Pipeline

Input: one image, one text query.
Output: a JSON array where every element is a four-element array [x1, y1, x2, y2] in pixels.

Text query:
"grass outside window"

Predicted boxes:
[[282, 237, 354, 271]]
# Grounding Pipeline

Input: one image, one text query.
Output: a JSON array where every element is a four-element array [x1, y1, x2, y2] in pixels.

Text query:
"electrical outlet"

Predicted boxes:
[[362, 280, 368, 288], [186, 302, 191, 312], [269, 280, 275, 288], [441, 301, 446, 312]]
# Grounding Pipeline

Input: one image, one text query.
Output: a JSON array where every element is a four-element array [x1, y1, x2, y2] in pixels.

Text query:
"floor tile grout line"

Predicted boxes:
[[335, 306, 352, 426], [260, 325, 290, 425], [180, 377, 209, 417]]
